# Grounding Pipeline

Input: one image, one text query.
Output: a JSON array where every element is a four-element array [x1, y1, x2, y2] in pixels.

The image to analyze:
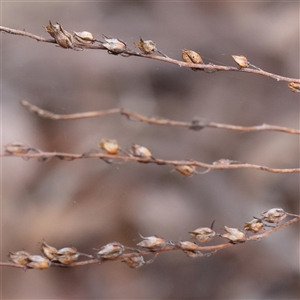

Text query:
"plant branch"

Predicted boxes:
[[20, 100, 300, 135], [1, 25, 299, 84]]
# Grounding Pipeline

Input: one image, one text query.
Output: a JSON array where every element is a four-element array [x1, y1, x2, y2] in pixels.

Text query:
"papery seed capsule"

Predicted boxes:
[[175, 165, 196, 176], [178, 241, 198, 251], [41, 241, 58, 260], [221, 226, 246, 244], [231, 55, 249, 68], [130, 144, 152, 159], [137, 235, 166, 249], [99, 139, 120, 155], [55, 247, 80, 264], [183, 250, 203, 258], [182, 49, 203, 64], [135, 38, 156, 54], [244, 219, 264, 233], [189, 227, 215, 243], [8, 251, 30, 265], [73, 31, 95, 44], [4, 142, 31, 154], [288, 82, 300, 93], [102, 35, 127, 54], [27, 255, 51, 269], [96, 242, 125, 259], [45, 21, 74, 49], [261, 208, 287, 223], [122, 255, 145, 268]]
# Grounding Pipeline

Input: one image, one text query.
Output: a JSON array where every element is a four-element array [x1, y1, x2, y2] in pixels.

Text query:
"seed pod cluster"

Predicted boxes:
[[8, 251, 51, 270]]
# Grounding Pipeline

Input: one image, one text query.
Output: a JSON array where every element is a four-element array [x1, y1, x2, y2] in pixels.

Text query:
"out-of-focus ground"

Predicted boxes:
[[1, 2, 299, 299]]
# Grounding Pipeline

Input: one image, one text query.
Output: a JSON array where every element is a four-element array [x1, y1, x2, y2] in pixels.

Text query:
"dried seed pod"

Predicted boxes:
[[102, 35, 127, 54], [244, 219, 264, 233], [182, 49, 204, 71], [288, 82, 300, 93], [8, 251, 30, 265], [261, 208, 287, 223], [189, 227, 215, 243], [55, 247, 82, 264], [73, 31, 95, 44], [4, 142, 31, 154], [44, 21, 74, 49], [130, 144, 152, 159], [175, 165, 196, 176], [183, 249, 203, 258], [26, 255, 51, 269], [135, 38, 156, 54], [231, 55, 249, 68], [178, 241, 198, 251], [122, 255, 145, 268], [137, 235, 166, 249], [99, 139, 120, 155], [221, 226, 246, 244], [41, 241, 58, 260], [95, 242, 125, 259]]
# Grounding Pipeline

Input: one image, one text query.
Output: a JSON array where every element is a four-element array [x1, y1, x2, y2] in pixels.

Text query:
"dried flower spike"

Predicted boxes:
[[261, 208, 287, 223], [73, 31, 95, 44], [135, 38, 156, 54], [44, 21, 74, 49], [130, 144, 152, 159], [4, 142, 31, 154], [122, 255, 145, 268], [99, 139, 120, 155], [137, 235, 166, 249], [221, 226, 246, 244], [231, 55, 249, 68], [41, 241, 58, 260], [244, 219, 264, 233], [189, 227, 215, 243], [95, 242, 125, 260], [288, 82, 300, 93], [102, 35, 127, 54], [8, 251, 30, 265], [175, 165, 196, 176], [26, 255, 51, 269]]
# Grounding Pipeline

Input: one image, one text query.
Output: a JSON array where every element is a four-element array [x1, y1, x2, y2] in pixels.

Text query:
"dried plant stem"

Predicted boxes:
[[1, 151, 299, 174], [1, 25, 299, 83], [20, 100, 300, 135], [1, 215, 299, 270]]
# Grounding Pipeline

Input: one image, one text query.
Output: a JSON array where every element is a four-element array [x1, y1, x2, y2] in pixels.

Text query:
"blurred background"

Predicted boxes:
[[1, 1, 299, 299]]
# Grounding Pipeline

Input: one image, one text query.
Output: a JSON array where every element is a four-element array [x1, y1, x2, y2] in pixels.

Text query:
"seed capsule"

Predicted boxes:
[[73, 31, 95, 44], [102, 35, 127, 54], [137, 235, 166, 249], [99, 139, 120, 155], [26, 255, 51, 269], [288, 82, 300, 93], [261, 208, 287, 223], [135, 38, 156, 54], [175, 165, 196, 176], [4, 142, 31, 154], [8, 251, 30, 265], [221, 226, 246, 244], [95, 242, 125, 259], [130, 144, 152, 159], [55, 247, 83, 265], [44, 21, 74, 49], [244, 219, 264, 233], [189, 227, 215, 243], [182, 49, 203, 64], [122, 255, 145, 268], [41, 241, 58, 260], [231, 55, 249, 68]]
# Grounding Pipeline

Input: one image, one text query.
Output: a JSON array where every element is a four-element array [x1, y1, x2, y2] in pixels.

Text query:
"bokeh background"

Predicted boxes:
[[1, 1, 299, 299]]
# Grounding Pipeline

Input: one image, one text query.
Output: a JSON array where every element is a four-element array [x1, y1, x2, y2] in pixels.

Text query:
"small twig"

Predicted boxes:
[[20, 100, 300, 135], [1, 25, 299, 83]]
